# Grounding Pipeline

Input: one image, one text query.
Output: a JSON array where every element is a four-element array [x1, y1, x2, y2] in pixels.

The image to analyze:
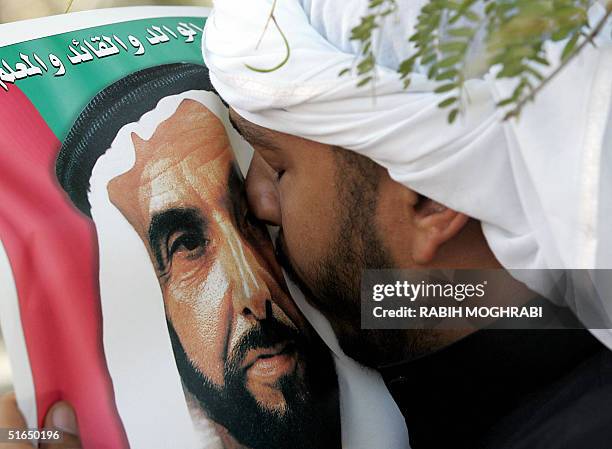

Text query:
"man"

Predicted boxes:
[[221, 53, 612, 449], [53, 63, 340, 449], [204, 0, 612, 353], [202, 1, 612, 448]]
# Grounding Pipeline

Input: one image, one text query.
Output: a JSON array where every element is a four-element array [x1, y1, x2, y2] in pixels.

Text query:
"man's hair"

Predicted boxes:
[[55, 63, 212, 217]]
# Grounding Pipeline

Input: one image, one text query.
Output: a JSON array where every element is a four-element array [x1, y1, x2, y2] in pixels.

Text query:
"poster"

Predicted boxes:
[[0, 6, 407, 449]]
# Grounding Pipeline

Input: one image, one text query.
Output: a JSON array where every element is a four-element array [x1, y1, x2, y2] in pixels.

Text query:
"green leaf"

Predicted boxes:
[[409, 33, 422, 43], [561, 32, 580, 61], [448, 26, 476, 38], [438, 96, 459, 108], [399, 57, 417, 75], [448, 108, 460, 123], [497, 97, 516, 107], [446, 2, 463, 12], [496, 62, 525, 78], [338, 68, 351, 77], [437, 54, 463, 68], [434, 83, 458, 93], [357, 56, 375, 74], [463, 10, 481, 22], [427, 64, 439, 79], [439, 41, 468, 53], [435, 69, 459, 81], [357, 76, 373, 87], [552, 26, 574, 41], [421, 52, 437, 65], [529, 55, 551, 66]]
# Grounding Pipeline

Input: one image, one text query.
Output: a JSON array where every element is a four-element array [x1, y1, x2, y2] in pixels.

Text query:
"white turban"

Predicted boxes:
[[204, 0, 612, 346]]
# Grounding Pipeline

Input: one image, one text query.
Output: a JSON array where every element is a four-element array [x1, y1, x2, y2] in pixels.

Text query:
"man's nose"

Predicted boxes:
[[245, 152, 282, 226]]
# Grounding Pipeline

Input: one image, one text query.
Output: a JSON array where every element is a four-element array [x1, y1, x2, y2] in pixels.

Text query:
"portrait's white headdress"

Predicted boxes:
[[89, 91, 234, 449]]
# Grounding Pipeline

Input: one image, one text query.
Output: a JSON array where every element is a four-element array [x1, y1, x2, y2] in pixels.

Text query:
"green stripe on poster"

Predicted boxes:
[[0, 17, 206, 139]]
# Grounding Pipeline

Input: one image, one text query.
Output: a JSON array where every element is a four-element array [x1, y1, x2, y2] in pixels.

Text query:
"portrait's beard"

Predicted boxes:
[[167, 316, 340, 449]]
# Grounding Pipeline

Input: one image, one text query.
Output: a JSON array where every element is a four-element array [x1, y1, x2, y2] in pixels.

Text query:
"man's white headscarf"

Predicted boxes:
[[204, 0, 612, 346]]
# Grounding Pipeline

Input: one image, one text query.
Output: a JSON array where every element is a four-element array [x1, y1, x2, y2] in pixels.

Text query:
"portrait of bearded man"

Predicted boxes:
[[55, 63, 341, 449]]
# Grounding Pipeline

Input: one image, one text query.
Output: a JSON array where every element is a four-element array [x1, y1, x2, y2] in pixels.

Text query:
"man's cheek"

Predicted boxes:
[[284, 181, 335, 256], [280, 205, 325, 286]]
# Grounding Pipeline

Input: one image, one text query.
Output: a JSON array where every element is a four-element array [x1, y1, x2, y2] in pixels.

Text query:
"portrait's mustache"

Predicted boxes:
[[227, 315, 301, 375]]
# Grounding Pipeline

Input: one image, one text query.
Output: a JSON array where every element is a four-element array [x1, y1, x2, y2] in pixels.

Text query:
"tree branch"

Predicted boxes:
[[505, 2, 612, 120], [65, 0, 75, 13], [245, 0, 291, 73]]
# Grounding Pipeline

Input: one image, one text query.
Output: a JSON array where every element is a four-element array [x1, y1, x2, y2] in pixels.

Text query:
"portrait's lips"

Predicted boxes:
[[242, 341, 297, 382]]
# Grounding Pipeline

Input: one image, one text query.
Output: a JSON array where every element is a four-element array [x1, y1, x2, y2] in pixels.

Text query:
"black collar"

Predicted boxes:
[[380, 329, 604, 449]]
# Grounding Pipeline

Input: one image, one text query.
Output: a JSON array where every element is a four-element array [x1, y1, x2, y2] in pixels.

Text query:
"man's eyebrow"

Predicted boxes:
[[148, 208, 205, 272], [228, 112, 281, 151]]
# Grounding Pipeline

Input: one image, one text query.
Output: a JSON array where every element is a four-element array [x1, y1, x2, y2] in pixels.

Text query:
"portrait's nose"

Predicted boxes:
[[218, 217, 272, 322], [236, 271, 272, 322], [246, 151, 282, 226]]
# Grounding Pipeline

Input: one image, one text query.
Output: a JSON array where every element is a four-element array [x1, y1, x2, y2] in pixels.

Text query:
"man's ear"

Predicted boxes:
[[411, 198, 469, 264]]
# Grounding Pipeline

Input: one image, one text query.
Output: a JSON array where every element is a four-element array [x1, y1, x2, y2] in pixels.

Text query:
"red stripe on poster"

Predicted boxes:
[[0, 86, 128, 449]]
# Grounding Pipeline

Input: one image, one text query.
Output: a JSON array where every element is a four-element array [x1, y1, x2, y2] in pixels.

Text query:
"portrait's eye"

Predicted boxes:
[[167, 230, 206, 260]]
